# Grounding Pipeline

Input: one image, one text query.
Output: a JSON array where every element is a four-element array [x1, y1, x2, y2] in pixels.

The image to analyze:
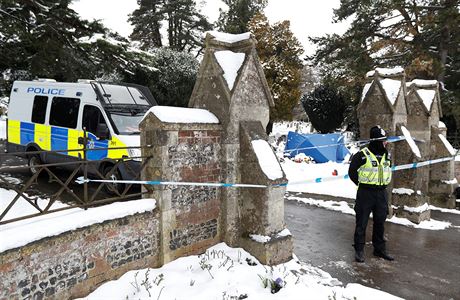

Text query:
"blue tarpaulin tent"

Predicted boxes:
[[284, 132, 350, 163]]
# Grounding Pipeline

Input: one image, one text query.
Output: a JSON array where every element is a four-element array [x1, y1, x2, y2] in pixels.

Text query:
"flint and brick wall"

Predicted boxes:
[[0, 210, 160, 300], [140, 118, 223, 264]]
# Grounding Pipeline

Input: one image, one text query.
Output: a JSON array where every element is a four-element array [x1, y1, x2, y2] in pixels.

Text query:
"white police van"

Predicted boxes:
[[7, 79, 156, 186]]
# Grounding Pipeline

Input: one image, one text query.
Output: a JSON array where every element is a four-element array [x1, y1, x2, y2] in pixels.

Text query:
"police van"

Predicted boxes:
[[7, 79, 157, 187]]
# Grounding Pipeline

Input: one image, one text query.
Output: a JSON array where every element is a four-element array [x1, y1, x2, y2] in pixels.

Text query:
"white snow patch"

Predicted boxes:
[[249, 233, 271, 243], [442, 178, 458, 185], [214, 50, 245, 90], [429, 205, 460, 215], [403, 203, 429, 213], [0, 197, 156, 253], [276, 228, 292, 238], [392, 188, 415, 195], [143, 106, 219, 124], [289, 196, 452, 231], [388, 216, 450, 230], [380, 78, 402, 105], [78, 242, 402, 300], [401, 126, 421, 158], [361, 82, 372, 102], [438, 121, 446, 129], [288, 196, 356, 216], [0, 116, 6, 140], [282, 160, 356, 199], [251, 140, 283, 180], [417, 89, 436, 111], [438, 134, 457, 156], [206, 31, 251, 43], [366, 67, 405, 78], [411, 79, 438, 87]]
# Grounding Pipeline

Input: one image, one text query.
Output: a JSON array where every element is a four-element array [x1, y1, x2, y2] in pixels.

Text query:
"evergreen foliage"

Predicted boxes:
[[248, 13, 304, 124], [301, 85, 347, 133], [310, 0, 460, 134], [129, 0, 212, 54], [129, 0, 163, 50], [136, 48, 199, 107], [217, 0, 267, 34]]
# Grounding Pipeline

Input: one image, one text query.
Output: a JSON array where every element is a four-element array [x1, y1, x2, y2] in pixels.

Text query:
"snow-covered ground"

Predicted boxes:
[[78, 243, 402, 300], [1, 120, 459, 299]]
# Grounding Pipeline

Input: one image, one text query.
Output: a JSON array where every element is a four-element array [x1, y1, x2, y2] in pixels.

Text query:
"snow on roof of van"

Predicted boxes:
[[144, 106, 219, 124], [206, 31, 251, 43]]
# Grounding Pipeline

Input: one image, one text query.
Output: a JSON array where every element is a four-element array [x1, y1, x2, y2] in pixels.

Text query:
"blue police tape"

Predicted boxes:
[[75, 154, 459, 189]]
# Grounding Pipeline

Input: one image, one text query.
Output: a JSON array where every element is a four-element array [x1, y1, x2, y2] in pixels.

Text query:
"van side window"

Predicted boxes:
[[49, 97, 80, 129], [31, 96, 48, 124], [82, 105, 106, 135]]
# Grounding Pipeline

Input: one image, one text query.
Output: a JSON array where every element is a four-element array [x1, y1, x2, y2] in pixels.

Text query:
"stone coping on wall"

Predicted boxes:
[[0, 199, 157, 254]]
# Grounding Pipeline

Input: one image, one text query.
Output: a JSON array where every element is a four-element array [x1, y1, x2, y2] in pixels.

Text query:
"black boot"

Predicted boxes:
[[373, 250, 394, 261], [355, 250, 365, 263]]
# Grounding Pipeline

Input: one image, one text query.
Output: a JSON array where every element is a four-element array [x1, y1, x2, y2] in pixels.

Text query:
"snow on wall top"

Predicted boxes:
[[380, 78, 402, 105], [361, 82, 372, 102], [366, 67, 405, 78], [144, 106, 219, 124], [401, 126, 421, 158], [411, 79, 438, 87], [214, 50, 246, 91], [0, 199, 157, 253], [438, 134, 457, 156], [416, 89, 436, 112], [251, 140, 283, 180], [206, 31, 251, 44]]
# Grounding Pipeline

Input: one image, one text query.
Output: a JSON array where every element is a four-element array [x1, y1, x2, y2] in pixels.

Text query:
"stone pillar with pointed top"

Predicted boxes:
[[189, 32, 292, 264], [406, 79, 457, 208], [358, 68, 430, 223]]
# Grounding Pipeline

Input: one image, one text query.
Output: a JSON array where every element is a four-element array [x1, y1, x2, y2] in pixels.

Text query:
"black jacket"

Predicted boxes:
[[348, 141, 390, 190]]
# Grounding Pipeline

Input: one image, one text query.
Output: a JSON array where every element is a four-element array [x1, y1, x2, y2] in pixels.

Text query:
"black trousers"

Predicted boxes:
[[353, 188, 388, 252]]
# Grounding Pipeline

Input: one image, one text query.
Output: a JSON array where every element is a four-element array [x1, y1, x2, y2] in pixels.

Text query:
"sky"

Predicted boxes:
[[70, 0, 349, 55]]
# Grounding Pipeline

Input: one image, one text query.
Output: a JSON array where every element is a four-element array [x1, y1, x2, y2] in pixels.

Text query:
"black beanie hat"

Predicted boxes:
[[370, 126, 387, 140]]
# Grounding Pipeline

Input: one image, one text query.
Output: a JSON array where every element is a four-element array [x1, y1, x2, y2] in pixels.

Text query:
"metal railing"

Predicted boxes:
[[0, 133, 153, 225]]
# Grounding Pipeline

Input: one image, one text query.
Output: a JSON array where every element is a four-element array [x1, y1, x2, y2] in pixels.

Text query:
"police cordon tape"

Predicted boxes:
[[75, 153, 459, 189]]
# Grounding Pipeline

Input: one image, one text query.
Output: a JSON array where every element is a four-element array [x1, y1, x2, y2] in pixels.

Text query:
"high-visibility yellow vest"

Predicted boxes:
[[357, 147, 392, 186]]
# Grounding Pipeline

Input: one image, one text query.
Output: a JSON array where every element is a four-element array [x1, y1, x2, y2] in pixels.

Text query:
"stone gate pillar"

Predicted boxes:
[[140, 107, 223, 265], [359, 68, 431, 223], [189, 32, 292, 264]]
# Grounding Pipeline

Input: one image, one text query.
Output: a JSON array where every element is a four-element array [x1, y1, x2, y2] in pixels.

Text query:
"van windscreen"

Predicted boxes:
[[96, 83, 149, 106]]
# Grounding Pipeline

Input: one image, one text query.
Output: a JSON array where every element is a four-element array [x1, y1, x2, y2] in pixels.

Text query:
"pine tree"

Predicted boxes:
[[128, 0, 211, 53], [301, 85, 347, 133], [0, 0, 105, 85], [248, 13, 304, 124], [162, 0, 212, 53], [129, 0, 163, 50], [217, 0, 267, 34], [311, 0, 460, 134]]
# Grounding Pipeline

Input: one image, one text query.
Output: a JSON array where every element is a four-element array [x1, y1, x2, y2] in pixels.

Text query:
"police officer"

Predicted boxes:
[[348, 126, 394, 263]]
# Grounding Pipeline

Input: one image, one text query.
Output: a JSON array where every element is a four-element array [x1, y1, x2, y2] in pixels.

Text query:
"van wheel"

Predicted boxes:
[[28, 155, 42, 176], [102, 165, 124, 195]]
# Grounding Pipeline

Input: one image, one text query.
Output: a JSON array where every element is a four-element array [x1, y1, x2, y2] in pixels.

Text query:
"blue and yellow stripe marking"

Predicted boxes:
[[7, 120, 130, 161]]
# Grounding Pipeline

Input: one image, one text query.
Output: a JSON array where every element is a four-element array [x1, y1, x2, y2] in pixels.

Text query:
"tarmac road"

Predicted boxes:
[[285, 195, 460, 300]]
